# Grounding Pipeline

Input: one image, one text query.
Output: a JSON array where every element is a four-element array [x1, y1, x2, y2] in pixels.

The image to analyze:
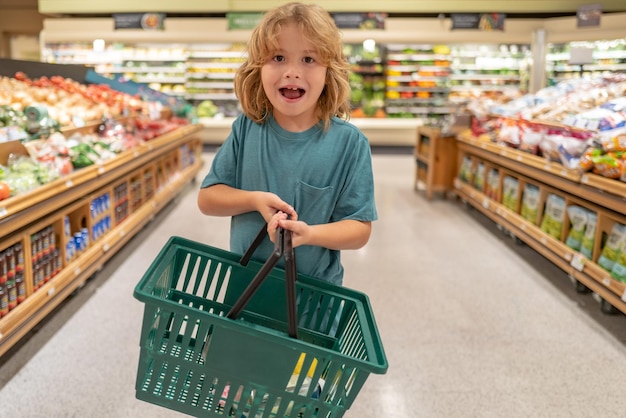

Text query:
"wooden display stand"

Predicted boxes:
[[455, 130, 626, 315], [414, 126, 459, 200], [0, 124, 204, 357]]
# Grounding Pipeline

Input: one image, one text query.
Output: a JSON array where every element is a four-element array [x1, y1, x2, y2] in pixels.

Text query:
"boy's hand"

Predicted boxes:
[[256, 192, 297, 224], [268, 211, 310, 247]]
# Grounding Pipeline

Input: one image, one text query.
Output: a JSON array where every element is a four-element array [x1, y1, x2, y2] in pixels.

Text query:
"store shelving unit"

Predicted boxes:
[[449, 44, 531, 102], [385, 44, 454, 127], [414, 126, 459, 200], [546, 40, 626, 84], [454, 131, 626, 314], [0, 124, 204, 357], [344, 42, 386, 118], [185, 44, 246, 117]]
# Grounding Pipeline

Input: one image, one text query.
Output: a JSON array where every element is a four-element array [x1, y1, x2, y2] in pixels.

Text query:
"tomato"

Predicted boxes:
[[0, 182, 11, 200]]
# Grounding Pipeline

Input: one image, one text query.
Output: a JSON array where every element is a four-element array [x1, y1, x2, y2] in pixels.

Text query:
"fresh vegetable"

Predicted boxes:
[[0, 181, 10, 200]]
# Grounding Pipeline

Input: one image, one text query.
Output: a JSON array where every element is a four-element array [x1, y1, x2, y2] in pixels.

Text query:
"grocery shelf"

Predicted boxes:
[[456, 131, 626, 315], [456, 132, 626, 215], [0, 125, 204, 357], [0, 124, 203, 237]]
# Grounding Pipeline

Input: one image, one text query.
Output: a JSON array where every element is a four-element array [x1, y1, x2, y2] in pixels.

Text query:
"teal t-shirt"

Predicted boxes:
[[200, 114, 377, 285]]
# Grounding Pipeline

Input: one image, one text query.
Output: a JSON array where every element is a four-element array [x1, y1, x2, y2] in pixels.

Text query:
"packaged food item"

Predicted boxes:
[[579, 147, 603, 172], [485, 168, 500, 200], [540, 194, 566, 239], [518, 121, 544, 155], [598, 223, 626, 272], [473, 162, 486, 191], [580, 211, 597, 259], [565, 206, 589, 251], [521, 184, 540, 224], [591, 152, 624, 179], [459, 156, 473, 183], [570, 108, 625, 131], [502, 176, 519, 212], [498, 118, 521, 148], [601, 133, 626, 152], [610, 245, 626, 283]]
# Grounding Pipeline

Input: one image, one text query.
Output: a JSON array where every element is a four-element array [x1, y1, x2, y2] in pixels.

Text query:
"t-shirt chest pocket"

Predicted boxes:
[[294, 181, 334, 225]]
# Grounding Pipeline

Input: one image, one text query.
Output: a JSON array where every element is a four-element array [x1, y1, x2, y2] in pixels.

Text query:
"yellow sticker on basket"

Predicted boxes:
[[293, 353, 317, 378]]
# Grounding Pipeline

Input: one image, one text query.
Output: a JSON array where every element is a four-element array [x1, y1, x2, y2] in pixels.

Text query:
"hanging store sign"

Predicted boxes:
[[331, 13, 386, 30], [227, 13, 264, 30], [451, 13, 505, 31], [577, 4, 602, 28], [113, 13, 165, 30]]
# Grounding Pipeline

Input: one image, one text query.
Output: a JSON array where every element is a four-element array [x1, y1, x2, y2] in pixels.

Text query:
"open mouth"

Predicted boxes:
[[280, 87, 305, 99]]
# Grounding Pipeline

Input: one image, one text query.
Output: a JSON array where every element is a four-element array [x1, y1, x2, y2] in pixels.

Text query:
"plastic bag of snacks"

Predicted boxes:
[[598, 223, 626, 272], [580, 211, 597, 259], [521, 184, 540, 225], [540, 194, 566, 239], [600, 133, 626, 152], [591, 152, 624, 179], [565, 206, 589, 251], [502, 176, 519, 212], [485, 168, 500, 200], [610, 244, 626, 283]]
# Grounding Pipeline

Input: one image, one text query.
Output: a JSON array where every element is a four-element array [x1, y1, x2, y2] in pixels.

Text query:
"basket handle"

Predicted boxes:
[[227, 224, 298, 338]]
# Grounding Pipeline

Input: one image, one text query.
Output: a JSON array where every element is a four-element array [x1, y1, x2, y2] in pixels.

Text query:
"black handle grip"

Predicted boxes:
[[227, 223, 298, 338]]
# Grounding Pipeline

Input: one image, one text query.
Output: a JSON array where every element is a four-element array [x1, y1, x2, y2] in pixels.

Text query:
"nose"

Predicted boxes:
[[284, 62, 300, 78]]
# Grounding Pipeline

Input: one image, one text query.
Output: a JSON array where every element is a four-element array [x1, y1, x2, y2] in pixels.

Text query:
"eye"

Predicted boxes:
[[273, 55, 285, 62], [303, 56, 315, 64]]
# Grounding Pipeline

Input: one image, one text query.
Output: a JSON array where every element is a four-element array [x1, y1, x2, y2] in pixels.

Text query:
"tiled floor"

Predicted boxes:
[[0, 150, 625, 417]]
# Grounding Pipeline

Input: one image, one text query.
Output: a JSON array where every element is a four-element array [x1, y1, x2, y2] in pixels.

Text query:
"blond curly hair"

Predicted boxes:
[[234, 2, 351, 130]]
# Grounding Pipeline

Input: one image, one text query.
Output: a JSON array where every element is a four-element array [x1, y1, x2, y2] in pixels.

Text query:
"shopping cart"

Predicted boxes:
[[134, 225, 388, 417]]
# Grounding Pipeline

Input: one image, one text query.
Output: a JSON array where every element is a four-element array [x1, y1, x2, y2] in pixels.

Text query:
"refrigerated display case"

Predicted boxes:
[[546, 39, 626, 85]]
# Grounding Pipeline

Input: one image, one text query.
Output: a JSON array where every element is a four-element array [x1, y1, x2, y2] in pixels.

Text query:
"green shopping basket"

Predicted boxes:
[[133, 229, 388, 417]]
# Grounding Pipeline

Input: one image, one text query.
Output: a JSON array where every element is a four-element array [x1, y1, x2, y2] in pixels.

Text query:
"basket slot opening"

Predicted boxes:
[[195, 258, 211, 298], [336, 311, 368, 362], [174, 253, 191, 293]]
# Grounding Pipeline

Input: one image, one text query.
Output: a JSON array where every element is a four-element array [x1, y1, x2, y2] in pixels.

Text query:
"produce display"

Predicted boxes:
[[0, 72, 190, 201], [468, 74, 626, 182]]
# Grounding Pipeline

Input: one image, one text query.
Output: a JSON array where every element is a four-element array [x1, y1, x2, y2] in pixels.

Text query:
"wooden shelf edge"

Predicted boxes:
[[0, 154, 203, 358], [455, 181, 626, 314]]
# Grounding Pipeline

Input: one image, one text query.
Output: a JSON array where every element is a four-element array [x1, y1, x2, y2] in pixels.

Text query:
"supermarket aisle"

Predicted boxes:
[[0, 149, 625, 418]]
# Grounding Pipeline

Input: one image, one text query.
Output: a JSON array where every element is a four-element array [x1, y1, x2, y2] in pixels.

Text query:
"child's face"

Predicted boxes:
[[261, 22, 327, 131]]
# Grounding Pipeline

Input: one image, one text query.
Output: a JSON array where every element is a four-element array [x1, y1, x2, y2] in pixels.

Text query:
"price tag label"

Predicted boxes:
[[602, 277, 611, 287], [74, 267, 81, 276], [544, 164, 552, 171], [516, 155, 523, 161], [454, 178, 461, 189], [482, 198, 489, 209], [520, 223, 526, 231], [570, 253, 585, 271], [0, 207, 7, 218], [621, 289, 626, 303], [500, 150, 507, 157], [120, 229, 126, 237], [581, 175, 589, 184], [47, 287, 55, 296], [98, 165, 105, 175], [481, 143, 487, 149], [103, 243, 110, 252], [66, 179, 74, 188], [541, 237, 547, 245], [134, 150, 140, 157]]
